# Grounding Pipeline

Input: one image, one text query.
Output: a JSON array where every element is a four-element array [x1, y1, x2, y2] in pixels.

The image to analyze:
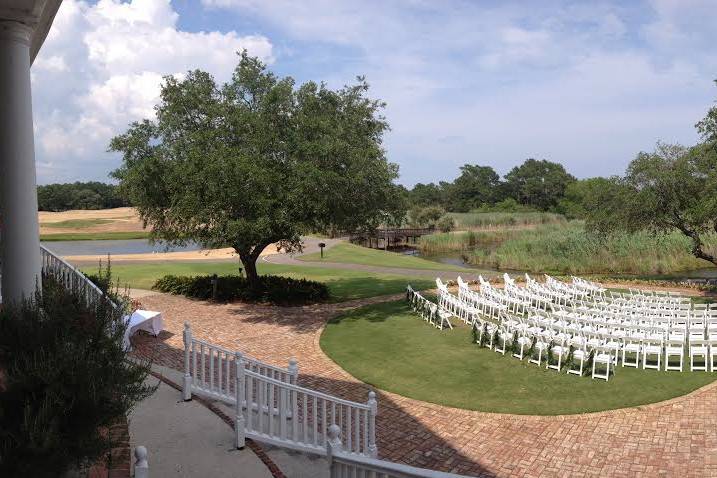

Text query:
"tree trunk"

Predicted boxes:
[[239, 254, 261, 289]]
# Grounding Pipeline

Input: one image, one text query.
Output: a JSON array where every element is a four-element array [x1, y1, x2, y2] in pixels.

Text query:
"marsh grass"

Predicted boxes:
[[447, 211, 566, 229], [420, 222, 717, 275]]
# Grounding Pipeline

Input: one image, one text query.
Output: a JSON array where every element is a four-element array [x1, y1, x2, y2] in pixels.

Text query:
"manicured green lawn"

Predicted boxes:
[[43, 218, 114, 229], [79, 261, 433, 302], [299, 242, 465, 271], [320, 300, 717, 415], [42, 231, 151, 241]]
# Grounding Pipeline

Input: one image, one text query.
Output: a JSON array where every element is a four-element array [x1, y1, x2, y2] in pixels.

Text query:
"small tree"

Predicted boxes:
[[111, 52, 404, 288], [587, 143, 717, 266]]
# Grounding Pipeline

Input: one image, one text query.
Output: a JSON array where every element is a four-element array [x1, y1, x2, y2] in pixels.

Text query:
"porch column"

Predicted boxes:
[[0, 20, 42, 303]]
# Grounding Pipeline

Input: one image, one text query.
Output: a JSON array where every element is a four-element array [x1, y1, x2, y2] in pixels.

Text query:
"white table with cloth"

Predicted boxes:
[[123, 310, 163, 351]]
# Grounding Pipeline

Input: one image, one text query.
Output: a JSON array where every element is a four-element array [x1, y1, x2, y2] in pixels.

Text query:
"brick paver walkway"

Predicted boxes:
[[132, 293, 717, 477]]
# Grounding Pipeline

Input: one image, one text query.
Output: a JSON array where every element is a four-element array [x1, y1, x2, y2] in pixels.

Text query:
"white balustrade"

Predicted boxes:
[[183, 324, 377, 457], [40, 245, 122, 313]]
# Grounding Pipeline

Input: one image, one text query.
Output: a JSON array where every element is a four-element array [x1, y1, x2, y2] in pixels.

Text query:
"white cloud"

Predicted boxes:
[[32, 0, 717, 185], [32, 0, 273, 183], [202, 0, 717, 184]]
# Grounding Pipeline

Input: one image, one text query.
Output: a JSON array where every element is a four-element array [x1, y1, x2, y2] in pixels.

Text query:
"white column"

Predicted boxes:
[[0, 20, 42, 303]]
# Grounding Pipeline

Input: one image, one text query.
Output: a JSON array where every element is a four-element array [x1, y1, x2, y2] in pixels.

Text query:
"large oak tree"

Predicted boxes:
[[110, 53, 403, 287]]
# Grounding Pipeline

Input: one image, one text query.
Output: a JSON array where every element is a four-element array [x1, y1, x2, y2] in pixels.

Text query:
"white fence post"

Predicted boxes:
[[367, 391, 378, 458], [182, 323, 192, 401], [326, 424, 342, 478], [288, 357, 299, 385], [134, 446, 149, 478], [235, 351, 246, 449]]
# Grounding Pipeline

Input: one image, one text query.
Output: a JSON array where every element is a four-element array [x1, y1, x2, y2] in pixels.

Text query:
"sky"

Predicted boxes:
[[31, 0, 717, 186]]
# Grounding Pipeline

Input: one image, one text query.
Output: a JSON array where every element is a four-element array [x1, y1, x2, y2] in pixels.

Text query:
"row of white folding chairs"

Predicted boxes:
[[448, 280, 516, 324], [476, 284, 527, 316], [525, 274, 578, 304], [544, 274, 591, 300], [571, 276, 607, 295], [566, 301, 695, 320], [525, 313, 717, 372], [488, 316, 614, 380], [500, 315, 712, 377], [551, 304, 715, 332], [406, 285, 453, 330], [504, 283, 554, 311]]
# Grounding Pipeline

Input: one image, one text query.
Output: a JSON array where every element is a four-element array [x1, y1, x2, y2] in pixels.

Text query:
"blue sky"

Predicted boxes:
[[32, 0, 717, 186]]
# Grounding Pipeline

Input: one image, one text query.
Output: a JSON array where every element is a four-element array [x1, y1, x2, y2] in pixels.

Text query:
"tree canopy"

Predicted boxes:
[[504, 159, 575, 211], [36, 182, 128, 211], [449, 164, 501, 212], [110, 52, 403, 285]]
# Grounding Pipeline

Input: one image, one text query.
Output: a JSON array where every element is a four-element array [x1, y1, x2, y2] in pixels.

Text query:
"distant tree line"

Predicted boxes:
[[36, 182, 129, 211], [405, 158, 582, 215]]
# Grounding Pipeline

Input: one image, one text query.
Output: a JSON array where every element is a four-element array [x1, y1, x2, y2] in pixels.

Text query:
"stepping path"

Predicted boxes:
[[132, 292, 717, 477]]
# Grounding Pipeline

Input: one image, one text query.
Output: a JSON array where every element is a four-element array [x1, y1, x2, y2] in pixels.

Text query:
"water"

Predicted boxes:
[[41, 239, 202, 256]]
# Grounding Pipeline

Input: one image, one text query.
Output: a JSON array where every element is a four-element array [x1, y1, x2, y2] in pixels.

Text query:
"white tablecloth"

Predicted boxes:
[[123, 310, 163, 350]]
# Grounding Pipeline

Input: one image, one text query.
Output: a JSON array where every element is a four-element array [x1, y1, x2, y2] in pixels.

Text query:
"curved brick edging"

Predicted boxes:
[[148, 370, 287, 478]]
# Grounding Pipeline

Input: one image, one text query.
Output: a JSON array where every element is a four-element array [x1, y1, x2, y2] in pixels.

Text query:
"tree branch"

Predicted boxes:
[[673, 219, 717, 266]]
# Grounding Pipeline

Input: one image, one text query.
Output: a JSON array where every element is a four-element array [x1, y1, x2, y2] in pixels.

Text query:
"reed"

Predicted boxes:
[[419, 222, 717, 275], [447, 211, 566, 229]]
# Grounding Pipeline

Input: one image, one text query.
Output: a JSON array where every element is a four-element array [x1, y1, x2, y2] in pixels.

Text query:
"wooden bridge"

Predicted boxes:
[[349, 227, 436, 249]]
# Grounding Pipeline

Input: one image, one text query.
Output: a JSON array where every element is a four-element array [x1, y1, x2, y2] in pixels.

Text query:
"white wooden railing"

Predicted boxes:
[[326, 425, 465, 478], [40, 245, 123, 312], [239, 368, 377, 457], [182, 323, 298, 402], [182, 324, 377, 458]]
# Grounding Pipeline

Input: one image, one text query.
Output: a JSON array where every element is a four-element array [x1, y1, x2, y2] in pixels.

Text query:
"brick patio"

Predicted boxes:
[[132, 293, 717, 477]]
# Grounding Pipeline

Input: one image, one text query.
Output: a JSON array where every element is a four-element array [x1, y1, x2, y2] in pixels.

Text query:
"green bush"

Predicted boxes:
[[0, 275, 154, 476], [153, 274, 330, 305], [436, 215, 455, 232]]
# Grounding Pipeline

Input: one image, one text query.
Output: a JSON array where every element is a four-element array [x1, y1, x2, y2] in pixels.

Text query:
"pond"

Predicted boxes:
[[41, 239, 202, 256]]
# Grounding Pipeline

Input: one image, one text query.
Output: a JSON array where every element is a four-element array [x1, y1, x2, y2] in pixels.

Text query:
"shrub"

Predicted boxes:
[[0, 275, 154, 476], [152, 274, 330, 305], [407, 206, 444, 228], [436, 215, 455, 232]]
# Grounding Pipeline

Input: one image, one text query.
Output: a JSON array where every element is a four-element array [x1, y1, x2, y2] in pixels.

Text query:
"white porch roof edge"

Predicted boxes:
[[0, 0, 63, 63]]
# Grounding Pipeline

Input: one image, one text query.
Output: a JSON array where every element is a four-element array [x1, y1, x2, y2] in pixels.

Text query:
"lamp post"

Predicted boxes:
[[318, 242, 326, 258]]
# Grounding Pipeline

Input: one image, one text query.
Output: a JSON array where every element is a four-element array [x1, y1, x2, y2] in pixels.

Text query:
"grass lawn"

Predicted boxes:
[[43, 218, 114, 229], [41, 231, 151, 241], [299, 242, 466, 271], [79, 261, 433, 302], [321, 300, 717, 415]]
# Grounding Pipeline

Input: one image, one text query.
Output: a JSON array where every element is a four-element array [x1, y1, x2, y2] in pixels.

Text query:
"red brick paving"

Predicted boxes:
[[132, 293, 717, 478]]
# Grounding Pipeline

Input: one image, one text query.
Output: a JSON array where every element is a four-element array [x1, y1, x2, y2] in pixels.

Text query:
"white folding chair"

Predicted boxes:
[[567, 338, 587, 376], [664, 339, 684, 372], [642, 338, 663, 370], [710, 339, 717, 372], [689, 338, 709, 372], [546, 337, 567, 371], [592, 345, 612, 381]]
